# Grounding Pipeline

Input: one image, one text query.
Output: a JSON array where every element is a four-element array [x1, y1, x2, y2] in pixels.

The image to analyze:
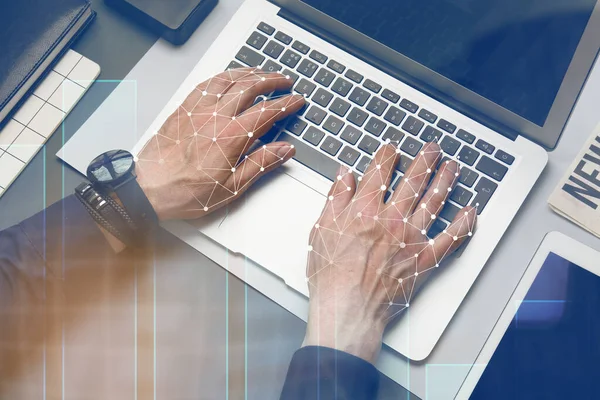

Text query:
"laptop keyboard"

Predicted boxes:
[[229, 22, 515, 237]]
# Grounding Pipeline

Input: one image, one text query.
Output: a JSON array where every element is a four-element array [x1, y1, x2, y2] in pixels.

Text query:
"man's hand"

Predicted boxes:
[[303, 143, 477, 363], [135, 68, 305, 220]]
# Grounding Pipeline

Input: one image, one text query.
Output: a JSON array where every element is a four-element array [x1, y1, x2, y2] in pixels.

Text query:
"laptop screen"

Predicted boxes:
[[300, 0, 597, 127]]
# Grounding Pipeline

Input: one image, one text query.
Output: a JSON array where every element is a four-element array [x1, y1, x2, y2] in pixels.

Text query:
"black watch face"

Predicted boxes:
[[87, 150, 135, 185]]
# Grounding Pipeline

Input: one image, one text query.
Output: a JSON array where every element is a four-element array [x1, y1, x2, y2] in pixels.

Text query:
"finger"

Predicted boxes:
[[227, 141, 295, 194], [182, 68, 260, 111], [319, 165, 357, 225], [354, 144, 400, 215], [217, 71, 296, 116], [408, 160, 460, 231], [232, 95, 305, 150], [418, 206, 477, 273], [389, 142, 441, 218]]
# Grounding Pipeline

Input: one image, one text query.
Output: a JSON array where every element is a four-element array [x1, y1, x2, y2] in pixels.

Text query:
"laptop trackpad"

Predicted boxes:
[[217, 169, 325, 295]]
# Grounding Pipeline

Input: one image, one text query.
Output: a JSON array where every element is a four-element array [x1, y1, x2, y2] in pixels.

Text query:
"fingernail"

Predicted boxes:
[[277, 144, 293, 158]]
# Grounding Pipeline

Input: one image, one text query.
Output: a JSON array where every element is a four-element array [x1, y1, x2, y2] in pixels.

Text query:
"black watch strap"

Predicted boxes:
[[114, 177, 159, 236]]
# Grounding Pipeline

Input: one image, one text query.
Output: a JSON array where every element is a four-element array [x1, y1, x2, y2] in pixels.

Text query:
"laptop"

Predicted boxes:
[[132, 0, 600, 361]]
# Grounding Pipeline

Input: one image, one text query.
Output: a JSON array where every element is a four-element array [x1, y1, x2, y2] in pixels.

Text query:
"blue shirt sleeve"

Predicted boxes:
[[280, 346, 380, 400]]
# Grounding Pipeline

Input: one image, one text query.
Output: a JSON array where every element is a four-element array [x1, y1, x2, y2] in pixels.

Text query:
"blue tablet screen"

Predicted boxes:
[[470, 252, 600, 399]]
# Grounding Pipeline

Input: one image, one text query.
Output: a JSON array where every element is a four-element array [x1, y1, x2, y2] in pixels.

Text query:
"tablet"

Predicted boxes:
[[456, 231, 600, 399]]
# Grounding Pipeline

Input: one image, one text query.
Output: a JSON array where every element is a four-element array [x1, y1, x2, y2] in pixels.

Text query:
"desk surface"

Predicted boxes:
[[1, 0, 600, 399]]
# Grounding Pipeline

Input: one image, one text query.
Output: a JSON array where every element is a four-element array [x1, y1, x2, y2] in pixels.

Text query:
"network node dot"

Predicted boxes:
[[443, 230, 447, 234], [240, 90, 245, 94], [329, 196, 334, 201], [357, 176, 363, 181], [248, 132, 253, 137], [433, 188, 439, 194], [285, 75, 290, 80], [476, 202, 480, 207], [455, 172, 459, 177], [403, 218, 408, 223], [176, 140, 181, 145], [426, 168, 431, 173], [421, 203, 427, 209], [212, 112, 217, 117], [281, 107, 286, 112], [231, 167, 236, 172], [346, 187, 351, 191], [305, 277, 309, 282], [196, 166, 202, 171], [380, 185, 387, 191], [441, 201, 445, 205], [453, 236, 458, 241], [415, 272, 419, 276], [357, 212, 362, 217], [429, 239, 435, 245], [133, 156, 139, 162], [376, 164, 381, 169], [405, 178, 409, 182], [234, 191, 238, 195], [447, 187, 452, 192], [400, 242, 406, 248], [392, 201, 396, 206], [406, 303, 410, 307], [468, 232, 473, 237], [389, 301, 393, 306], [315, 224, 320, 229], [420, 151, 425, 155], [217, 93, 222, 98], [159, 159, 164, 164], [194, 132, 198, 136], [290, 145, 295, 149], [385, 138, 391, 144], [395, 148, 401, 153], [263, 145, 267, 149], [261, 107, 265, 112], [261, 77, 266, 81], [435, 264, 440, 268], [374, 215, 379, 221], [431, 214, 436, 220], [398, 278, 403, 283], [187, 112, 192, 116], [376, 268, 382, 275], [464, 211, 469, 216], [231, 116, 236, 120], [337, 175, 342, 181], [203, 206, 208, 212], [202, 91, 207, 96], [414, 193, 419, 198], [421, 229, 426, 235], [260, 167, 265, 172], [307, 245, 313, 252], [212, 137, 217, 142]]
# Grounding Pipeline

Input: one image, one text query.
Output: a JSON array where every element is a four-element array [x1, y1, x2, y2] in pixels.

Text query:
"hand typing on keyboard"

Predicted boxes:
[[303, 143, 477, 363], [135, 68, 305, 220]]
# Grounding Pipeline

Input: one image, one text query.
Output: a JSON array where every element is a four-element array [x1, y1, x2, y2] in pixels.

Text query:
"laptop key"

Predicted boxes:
[[262, 60, 282, 72], [331, 77, 353, 97], [381, 89, 400, 103], [312, 88, 333, 107], [382, 127, 405, 144], [358, 135, 381, 155], [440, 135, 461, 155], [456, 129, 476, 143], [458, 167, 479, 187], [281, 69, 299, 84], [399, 98, 418, 113], [401, 116, 424, 136], [236, 46, 265, 67], [323, 115, 344, 135], [347, 107, 369, 127], [338, 146, 361, 166], [292, 40, 310, 54], [437, 119, 457, 134], [349, 87, 371, 106], [476, 156, 508, 181], [327, 60, 346, 74], [471, 177, 498, 214], [298, 59, 319, 78], [274, 31, 293, 45], [263, 41, 285, 59], [247, 32, 268, 50], [329, 98, 351, 117], [345, 69, 363, 83], [440, 202, 460, 222], [303, 126, 326, 145], [363, 79, 382, 93], [356, 156, 372, 173], [306, 106, 327, 125], [320, 136, 343, 156], [364, 117, 386, 137], [279, 133, 340, 182], [427, 218, 448, 238], [384, 106, 407, 126], [450, 186, 473, 207], [397, 155, 413, 173], [281, 50, 301, 68], [400, 136, 422, 157], [314, 68, 335, 87], [258, 22, 275, 35], [475, 139, 495, 155], [340, 125, 362, 145], [495, 149, 515, 165], [286, 117, 307, 136], [294, 79, 316, 97], [366, 97, 389, 116], [421, 126, 442, 142], [309, 50, 328, 64], [226, 60, 244, 70], [457, 146, 480, 166], [418, 109, 437, 124]]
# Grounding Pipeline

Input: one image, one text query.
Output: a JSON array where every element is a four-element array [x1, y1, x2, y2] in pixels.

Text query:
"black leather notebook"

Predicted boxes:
[[0, 0, 95, 124]]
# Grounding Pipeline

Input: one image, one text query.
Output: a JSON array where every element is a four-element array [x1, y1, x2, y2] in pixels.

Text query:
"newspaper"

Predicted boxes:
[[549, 123, 600, 238]]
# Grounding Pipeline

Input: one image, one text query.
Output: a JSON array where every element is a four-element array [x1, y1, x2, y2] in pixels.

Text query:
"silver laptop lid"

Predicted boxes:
[[273, 0, 600, 149]]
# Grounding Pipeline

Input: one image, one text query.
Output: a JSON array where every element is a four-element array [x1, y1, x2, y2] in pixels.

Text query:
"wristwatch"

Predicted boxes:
[[75, 149, 158, 246]]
